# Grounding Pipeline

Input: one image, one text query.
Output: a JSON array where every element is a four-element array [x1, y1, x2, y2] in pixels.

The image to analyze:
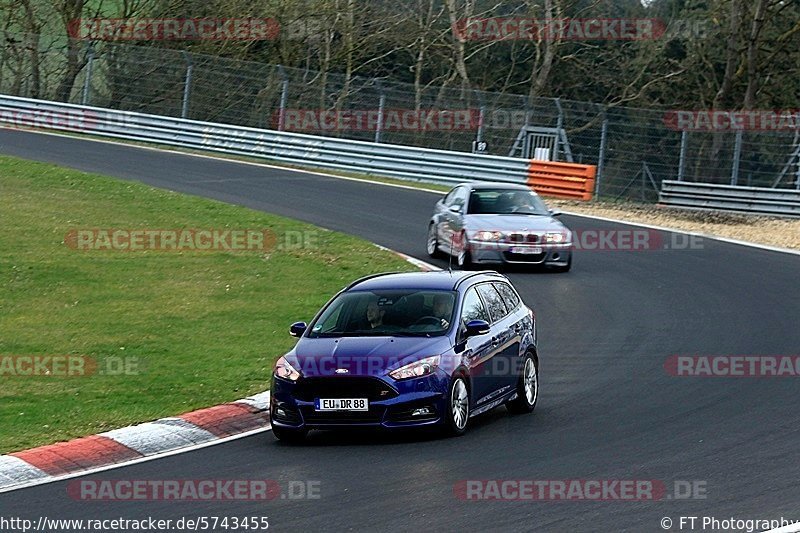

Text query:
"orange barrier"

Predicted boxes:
[[527, 160, 597, 201]]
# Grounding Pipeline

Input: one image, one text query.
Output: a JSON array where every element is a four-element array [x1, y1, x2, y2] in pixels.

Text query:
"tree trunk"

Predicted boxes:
[[743, 0, 769, 109], [54, 0, 86, 102]]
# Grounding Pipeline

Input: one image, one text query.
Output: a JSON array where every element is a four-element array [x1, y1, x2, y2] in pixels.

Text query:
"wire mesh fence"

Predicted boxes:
[[2, 31, 798, 200]]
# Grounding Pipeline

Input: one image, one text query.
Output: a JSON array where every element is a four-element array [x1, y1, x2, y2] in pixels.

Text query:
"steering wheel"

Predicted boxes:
[[414, 316, 444, 327]]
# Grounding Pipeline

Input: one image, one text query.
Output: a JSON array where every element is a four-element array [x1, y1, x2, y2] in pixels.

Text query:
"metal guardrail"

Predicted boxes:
[[659, 180, 800, 217], [0, 94, 530, 186]]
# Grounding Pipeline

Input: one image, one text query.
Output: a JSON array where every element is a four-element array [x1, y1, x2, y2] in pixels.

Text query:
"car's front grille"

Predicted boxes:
[[292, 377, 399, 402], [301, 406, 386, 425], [507, 233, 541, 244]]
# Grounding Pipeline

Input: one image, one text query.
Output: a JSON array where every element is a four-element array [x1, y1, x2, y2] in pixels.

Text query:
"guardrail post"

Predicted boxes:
[[81, 44, 94, 105], [677, 130, 687, 181], [375, 81, 385, 143], [181, 52, 193, 119], [595, 109, 608, 199], [730, 129, 743, 186], [277, 65, 289, 131]]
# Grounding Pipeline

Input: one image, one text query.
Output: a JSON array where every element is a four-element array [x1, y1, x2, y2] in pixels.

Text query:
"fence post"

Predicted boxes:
[[555, 97, 563, 131], [524, 97, 532, 126], [181, 52, 193, 119], [794, 125, 800, 190], [677, 130, 688, 181], [595, 109, 608, 199], [730, 129, 743, 185], [375, 81, 385, 143], [475, 91, 486, 145], [277, 65, 289, 131], [796, 138, 800, 190], [81, 44, 94, 105]]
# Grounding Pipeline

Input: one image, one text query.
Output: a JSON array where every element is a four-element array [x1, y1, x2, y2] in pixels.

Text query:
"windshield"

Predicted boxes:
[[308, 289, 456, 338], [467, 188, 550, 216]]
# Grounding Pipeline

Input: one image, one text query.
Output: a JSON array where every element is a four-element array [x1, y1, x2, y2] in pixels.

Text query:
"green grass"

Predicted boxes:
[[0, 155, 415, 453]]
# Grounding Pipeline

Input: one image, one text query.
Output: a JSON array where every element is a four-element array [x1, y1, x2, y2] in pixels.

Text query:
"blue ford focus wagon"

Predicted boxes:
[[270, 270, 538, 442]]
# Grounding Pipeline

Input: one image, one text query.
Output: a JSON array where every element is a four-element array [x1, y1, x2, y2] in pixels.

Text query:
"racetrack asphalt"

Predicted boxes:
[[1, 129, 799, 532]]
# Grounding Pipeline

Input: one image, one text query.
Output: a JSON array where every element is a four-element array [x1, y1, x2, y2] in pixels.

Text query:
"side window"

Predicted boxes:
[[493, 282, 520, 312], [450, 186, 468, 210], [442, 189, 456, 206], [461, 287, 489, 325], [476, 283, 508, 323]]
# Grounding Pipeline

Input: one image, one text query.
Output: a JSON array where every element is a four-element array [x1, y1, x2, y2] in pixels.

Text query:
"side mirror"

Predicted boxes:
[[549, 209, 562, 217], [464, 319, 490, 338], [289, 321, 307, 337], [449, 204, 462, 214]]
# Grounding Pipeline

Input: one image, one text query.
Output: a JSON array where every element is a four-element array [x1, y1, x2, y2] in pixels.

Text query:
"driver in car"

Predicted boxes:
[[365, 300, 386, 329], [432, 294, 452, 328], [512, 191, 535, 212]]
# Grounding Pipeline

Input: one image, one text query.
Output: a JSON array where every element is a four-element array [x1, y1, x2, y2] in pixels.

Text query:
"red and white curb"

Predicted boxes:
[[0, 249, 437, 494], [0, 391, 270, 493]]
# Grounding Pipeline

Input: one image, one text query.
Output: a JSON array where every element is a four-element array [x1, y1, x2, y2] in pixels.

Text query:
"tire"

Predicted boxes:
[[507, 353, 539, 414], [442, 376, 470, 437], [426, 223, 442, 258], [272, 424, 308, 444]]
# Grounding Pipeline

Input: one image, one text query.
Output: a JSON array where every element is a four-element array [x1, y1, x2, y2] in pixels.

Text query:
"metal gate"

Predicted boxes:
[[508, 126, 573, 162]]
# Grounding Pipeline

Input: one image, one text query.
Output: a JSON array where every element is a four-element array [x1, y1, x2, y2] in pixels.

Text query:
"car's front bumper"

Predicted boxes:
[[270, 372, 450, 430], [468, 240, 572, 265]]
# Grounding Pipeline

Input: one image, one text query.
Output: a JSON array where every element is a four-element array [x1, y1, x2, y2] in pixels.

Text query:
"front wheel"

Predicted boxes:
[[426, 223, 442, 258], [507, 354, 538, 414], [442, 376, 470, 437]]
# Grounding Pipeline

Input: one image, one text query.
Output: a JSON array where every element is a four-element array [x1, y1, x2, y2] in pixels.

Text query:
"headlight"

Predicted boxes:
[[544, 231, 568, 243], [473, 231, 503, 241], [274, 356, 301, 381], [389, 356, 440, 380]]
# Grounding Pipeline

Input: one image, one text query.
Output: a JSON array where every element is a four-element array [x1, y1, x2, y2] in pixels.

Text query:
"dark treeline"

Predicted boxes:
[[2, 0, 798, 111]]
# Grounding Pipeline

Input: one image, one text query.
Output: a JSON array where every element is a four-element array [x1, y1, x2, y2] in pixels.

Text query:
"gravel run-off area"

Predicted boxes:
[[547, 199, 800, 251]]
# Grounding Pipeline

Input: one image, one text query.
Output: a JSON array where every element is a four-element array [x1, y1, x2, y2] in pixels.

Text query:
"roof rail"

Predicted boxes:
[[452, 270, 502, 290], [345, 271, 401, 290]]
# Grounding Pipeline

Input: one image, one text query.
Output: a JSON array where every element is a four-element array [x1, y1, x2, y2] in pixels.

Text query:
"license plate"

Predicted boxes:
[[315, 398, 369, 411], [510, 246, 543, 254]]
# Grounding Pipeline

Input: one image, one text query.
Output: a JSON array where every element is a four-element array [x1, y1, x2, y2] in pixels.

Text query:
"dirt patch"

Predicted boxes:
[[548, 199, 800, 251]]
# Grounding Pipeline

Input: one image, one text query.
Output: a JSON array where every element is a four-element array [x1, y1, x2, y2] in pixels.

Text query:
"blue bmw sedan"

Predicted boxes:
[[270, 270, 538, 442]]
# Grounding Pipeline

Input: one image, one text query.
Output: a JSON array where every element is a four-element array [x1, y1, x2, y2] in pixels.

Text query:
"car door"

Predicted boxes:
[[475, 283, 517, 396], [432, 188, 454, 248], [492, 281, 526, 383], [459, 285, 499, 406], [442, 186, 468, 253]]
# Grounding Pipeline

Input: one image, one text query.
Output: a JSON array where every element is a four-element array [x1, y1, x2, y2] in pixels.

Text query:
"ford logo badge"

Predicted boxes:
[[335, 368, 349, 374]]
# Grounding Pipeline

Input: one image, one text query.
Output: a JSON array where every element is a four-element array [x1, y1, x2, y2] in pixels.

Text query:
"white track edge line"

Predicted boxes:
[[0, 126, 446, 195], [762, 522, 800, 533], [5, 127, 797, 257]]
